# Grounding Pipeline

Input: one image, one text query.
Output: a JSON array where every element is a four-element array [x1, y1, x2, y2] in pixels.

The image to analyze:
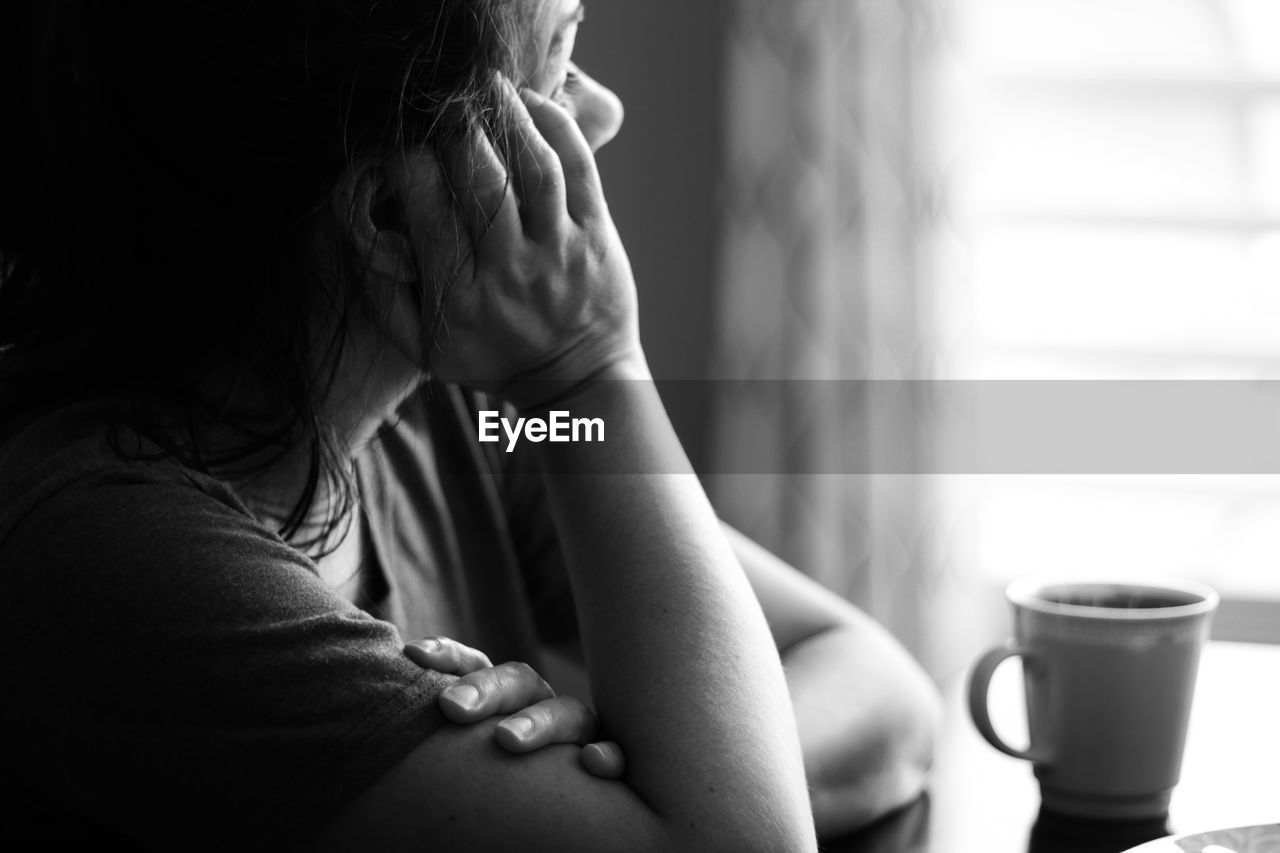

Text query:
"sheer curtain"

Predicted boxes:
[[708, 0, 945, 669]]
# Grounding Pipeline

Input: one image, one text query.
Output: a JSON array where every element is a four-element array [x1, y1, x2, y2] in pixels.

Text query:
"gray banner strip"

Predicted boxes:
[[452, 380, 1280, 475]]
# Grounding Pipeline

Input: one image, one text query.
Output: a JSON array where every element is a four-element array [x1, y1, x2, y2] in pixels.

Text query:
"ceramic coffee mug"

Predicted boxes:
[[967, 576, 1218, 820]]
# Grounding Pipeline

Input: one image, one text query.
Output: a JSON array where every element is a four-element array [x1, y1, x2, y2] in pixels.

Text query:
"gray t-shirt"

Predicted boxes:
[[0, 385, 574, 850]]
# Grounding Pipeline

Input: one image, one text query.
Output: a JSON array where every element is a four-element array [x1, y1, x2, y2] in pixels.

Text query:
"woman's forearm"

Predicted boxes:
[[526, 357, 816, 853]]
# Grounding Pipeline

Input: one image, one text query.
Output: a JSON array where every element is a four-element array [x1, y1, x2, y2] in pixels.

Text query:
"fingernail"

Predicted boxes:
[[520, 87, 544, 105], [498, 716, 534, 742], [418, 638, 441, 652], [443, 684, 481, 711]]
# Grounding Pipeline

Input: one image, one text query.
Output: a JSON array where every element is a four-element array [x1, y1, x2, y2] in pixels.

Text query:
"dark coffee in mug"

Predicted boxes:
[[1040, 587, 1201, 610]]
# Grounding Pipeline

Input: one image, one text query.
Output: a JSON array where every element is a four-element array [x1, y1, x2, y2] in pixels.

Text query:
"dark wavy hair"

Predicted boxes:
[[0, 1, 524, 552]]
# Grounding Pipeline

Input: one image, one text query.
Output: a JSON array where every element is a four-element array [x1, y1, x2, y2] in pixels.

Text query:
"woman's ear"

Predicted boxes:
[[330, 162, 417, 282]]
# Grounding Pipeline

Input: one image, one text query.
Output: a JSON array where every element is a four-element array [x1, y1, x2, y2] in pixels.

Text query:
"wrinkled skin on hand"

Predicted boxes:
[[424, 80, 642, 411]]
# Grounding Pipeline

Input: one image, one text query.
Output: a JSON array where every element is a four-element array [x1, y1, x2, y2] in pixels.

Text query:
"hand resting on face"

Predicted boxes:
[[399, 79, 642, 412]]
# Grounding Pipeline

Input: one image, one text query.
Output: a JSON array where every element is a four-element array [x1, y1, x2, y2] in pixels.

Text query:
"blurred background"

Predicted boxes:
[[576, 0, 1280, 682]]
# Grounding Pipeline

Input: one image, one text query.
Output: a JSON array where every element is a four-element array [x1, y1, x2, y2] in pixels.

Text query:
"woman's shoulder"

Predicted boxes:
[[0, 397, 454, 853], [0, 396, 258, 555]]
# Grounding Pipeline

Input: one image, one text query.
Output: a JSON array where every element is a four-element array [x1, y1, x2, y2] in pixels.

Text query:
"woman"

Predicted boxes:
[[0, 1, 940, 849]]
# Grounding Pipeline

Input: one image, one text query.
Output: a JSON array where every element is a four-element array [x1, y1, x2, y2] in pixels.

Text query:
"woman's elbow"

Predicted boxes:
[[890, 659, 944, 796], [817, 662, 943, 835]]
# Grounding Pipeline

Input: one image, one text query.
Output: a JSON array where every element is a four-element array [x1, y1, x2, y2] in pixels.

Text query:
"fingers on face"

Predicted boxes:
[[440, 126, 521, 248], [404, 636, 493, 675], [438, 661, 554, 723], [499, 77, 566, 235], [437, 76, 604, 248], [517, 87, 604, 224], [494, 695, 598, 753]]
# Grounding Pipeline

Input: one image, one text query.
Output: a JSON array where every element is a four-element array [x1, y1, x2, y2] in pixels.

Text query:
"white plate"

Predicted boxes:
[[1123, 823, 1280, 853]]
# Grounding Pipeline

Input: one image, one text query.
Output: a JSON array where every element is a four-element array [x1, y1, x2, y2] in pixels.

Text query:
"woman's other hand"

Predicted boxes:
[[404, 636, 625, 779], [420, 76, 643, 411]]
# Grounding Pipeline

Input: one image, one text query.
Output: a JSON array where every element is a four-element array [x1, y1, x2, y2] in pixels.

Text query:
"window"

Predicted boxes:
[[928, 0, 1280, 658]]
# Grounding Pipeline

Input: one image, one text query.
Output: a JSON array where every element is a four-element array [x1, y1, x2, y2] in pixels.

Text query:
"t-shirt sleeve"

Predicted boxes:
[[0, 463, 452, 850]]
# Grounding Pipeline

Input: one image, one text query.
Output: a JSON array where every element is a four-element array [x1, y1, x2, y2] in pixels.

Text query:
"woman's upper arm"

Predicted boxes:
[[302, 717, 685, 853]]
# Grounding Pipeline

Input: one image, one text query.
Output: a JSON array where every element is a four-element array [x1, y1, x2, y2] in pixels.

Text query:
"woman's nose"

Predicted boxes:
[[563, 64, 624, 153]]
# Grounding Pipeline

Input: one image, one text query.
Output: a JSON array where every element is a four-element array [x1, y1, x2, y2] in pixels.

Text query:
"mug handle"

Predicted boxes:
[[966, 641, 1049, 763]]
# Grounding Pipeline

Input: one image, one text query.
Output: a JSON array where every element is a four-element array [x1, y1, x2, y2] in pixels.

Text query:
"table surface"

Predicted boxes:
[[824, 640, 1280, 853]]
